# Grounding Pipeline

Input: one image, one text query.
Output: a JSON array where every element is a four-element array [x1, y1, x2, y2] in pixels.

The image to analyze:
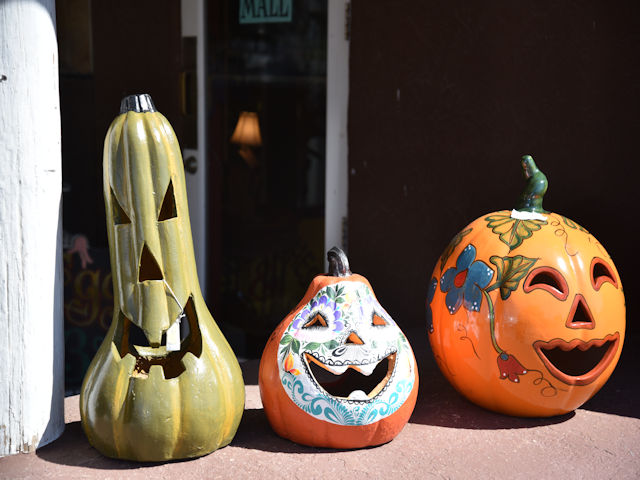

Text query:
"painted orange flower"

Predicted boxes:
[[284, 352, 300, 375]]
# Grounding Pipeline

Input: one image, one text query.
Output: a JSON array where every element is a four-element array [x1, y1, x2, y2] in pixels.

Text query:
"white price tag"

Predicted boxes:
[[166, 313, 184, 352]]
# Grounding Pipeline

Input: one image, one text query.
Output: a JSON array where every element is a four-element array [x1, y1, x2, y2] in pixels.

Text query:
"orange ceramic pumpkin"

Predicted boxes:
[[427, 156, 625, 417], [260, 248, 418, 448]]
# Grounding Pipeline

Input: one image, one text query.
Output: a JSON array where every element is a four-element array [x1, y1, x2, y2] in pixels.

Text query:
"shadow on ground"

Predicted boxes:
[[34, 421, 184, 469], [412, 334, 640, 424], [580, 341, 639, 419], [231, 408, 351, 453], [35, 333, 638, 466], [410, 369, 576, 429]]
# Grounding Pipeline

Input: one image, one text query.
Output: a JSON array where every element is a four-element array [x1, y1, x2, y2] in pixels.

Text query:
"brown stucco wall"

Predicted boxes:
[[347, 1, 639, 350]]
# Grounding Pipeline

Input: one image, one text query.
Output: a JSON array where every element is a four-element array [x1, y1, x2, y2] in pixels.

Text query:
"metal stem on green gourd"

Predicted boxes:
[[514, 155, 548, 214], [120, 93, 156, 114], [328, 246, 351, 277]]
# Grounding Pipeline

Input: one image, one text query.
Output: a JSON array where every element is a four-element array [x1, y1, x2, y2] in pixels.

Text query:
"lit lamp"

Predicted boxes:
[[230, 111, 262, 167]]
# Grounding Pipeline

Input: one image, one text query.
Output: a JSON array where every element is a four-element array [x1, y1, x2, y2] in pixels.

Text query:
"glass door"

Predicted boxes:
[[207, 0, 328, 357]]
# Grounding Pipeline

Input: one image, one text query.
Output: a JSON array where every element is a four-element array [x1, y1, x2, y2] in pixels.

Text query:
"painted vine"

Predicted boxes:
[[428, 216, 567, 397], [428, 209, 608, 396]]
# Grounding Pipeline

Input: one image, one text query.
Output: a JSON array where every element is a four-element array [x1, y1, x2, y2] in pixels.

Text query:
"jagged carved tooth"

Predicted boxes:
[[166, 321, 181, 352], [347, 390, 369, 401], [353, 361, 378, 376], [326, 363, 350, 375]]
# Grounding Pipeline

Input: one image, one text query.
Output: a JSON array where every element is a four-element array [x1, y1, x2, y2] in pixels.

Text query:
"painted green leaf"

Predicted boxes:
[[324, 339, 339, 350], [280, 334, 293, 346], [489, 255, 538, 300], [485, 213, 547, 251], [306, 342, 321, 351], [440, 227, 472, 272], [279, 344, 291, 361], [291, 338, 300, 354], [326, 287, 336, 300]]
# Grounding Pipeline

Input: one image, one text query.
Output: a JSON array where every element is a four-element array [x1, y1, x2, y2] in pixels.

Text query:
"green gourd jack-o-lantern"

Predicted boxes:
[[80, 94, 245, 461]]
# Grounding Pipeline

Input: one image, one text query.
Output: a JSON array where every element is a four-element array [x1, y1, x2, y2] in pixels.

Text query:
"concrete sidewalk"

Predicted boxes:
[[2, 345, 639, 479]]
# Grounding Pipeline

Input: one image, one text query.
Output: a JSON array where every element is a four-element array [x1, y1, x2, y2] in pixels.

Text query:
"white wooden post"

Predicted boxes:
[[181, 0, 208, 296], [0, 0, 65, 455], [325, 0, 350, 261]]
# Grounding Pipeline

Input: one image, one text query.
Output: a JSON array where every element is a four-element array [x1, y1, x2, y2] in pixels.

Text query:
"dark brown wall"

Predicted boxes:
[[92, 0, 183, 148], [59, 0, 183, 247], [348, 1, 639, 352]]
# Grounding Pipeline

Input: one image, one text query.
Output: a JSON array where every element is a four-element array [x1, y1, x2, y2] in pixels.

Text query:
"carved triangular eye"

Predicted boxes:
[[372, 314, 388, 326], [303, 314, 328, 328], [111, 188, 131, 225], [158, 180, 177, 221]]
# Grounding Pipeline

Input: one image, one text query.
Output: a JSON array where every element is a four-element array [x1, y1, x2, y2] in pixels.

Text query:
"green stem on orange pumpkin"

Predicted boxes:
[[515, 155, 548, 214], [482, 289, 503, 354]]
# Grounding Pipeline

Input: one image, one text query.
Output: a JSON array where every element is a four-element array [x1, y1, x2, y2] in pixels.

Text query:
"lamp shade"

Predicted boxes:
[[230, 111, 262, 147]]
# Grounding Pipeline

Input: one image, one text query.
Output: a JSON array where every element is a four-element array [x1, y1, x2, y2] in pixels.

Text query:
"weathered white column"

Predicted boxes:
[[0, 0, 65, 455], [325, 0, 350, 260]]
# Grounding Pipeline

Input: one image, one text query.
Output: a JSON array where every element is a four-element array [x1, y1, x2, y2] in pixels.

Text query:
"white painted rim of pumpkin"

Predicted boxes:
[[511, 209, 547, 221]]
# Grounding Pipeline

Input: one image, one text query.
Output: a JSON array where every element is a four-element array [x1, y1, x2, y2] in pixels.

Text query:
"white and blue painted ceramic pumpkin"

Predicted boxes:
[[259, 247, 418, 448]]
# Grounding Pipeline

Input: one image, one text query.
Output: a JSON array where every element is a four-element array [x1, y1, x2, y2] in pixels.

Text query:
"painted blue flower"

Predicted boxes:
[[440, 244, 493, 314], [426, 277, 437, 333], [292, 307, 310, 329], [333, 310, 343, 331], [292, 295, 336, 330]]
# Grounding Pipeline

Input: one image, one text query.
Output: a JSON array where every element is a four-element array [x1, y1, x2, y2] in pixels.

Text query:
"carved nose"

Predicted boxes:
[[345, 332, 364, 345], [566, 294, 595, 330], [138, 244, 163, 282]]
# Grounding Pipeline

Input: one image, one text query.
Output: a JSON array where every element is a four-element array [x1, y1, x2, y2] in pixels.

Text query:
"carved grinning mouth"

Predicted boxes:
[[303, 351, 397, 402], [533, 332, 620, 386], [113, 296, 202, 379]]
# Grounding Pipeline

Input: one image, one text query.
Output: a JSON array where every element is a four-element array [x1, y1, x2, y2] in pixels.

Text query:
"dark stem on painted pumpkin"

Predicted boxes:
[[515, 155, 548, 213], [327, 246, 352, 277], [120, 93, 156, 114]]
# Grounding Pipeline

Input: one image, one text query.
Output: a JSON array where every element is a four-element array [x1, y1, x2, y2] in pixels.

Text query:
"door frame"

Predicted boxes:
[[181, 0, 208, 294], [184, 0, 350, 280], [324, 0, 350, 264]]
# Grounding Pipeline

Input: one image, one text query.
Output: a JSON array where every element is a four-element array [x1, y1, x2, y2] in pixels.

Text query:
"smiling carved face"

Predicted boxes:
[[260, 252, 419, 449], [497, 221, 625, 394], [104, 110, 200, 378], [277, 281, 415, 425], [428, 210, 626, 417], [80, 96, 244, 461]]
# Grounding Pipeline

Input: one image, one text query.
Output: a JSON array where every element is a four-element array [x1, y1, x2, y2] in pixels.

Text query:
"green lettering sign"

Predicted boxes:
[[240, 0, 292, 24]]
